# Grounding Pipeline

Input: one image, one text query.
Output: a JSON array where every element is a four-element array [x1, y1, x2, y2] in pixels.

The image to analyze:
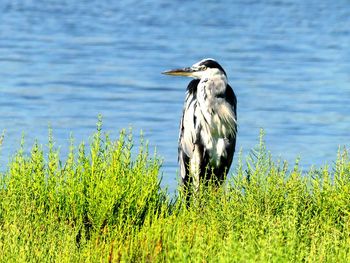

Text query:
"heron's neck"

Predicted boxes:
[[198, 72, 227, 99]]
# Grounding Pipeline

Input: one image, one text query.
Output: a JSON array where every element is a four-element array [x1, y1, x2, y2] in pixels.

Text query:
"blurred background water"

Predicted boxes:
[[0, 0, 349, 192]]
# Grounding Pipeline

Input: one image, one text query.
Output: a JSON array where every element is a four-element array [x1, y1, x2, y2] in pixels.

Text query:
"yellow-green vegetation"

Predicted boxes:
[[1, 122, 350, 262]]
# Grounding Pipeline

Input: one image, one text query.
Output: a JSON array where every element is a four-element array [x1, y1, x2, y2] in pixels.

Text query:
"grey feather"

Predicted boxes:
[[178, 73, 237, 188]]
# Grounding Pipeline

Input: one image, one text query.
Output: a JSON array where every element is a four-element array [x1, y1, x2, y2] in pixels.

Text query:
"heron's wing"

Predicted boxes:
[[223, 84, 237, 168], [178, 79, 200, 182], [226, 84, 237, 117]]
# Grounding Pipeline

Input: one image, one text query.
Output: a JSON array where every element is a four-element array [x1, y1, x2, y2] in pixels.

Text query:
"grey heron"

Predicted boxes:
[[163, 58, 237, 191]]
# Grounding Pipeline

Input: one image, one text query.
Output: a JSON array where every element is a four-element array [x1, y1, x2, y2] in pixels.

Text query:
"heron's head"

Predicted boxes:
[[162, 58, 227, 79]]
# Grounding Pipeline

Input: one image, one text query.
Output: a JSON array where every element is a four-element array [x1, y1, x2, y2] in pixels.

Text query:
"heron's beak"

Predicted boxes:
[[162, 67, 195, 77]]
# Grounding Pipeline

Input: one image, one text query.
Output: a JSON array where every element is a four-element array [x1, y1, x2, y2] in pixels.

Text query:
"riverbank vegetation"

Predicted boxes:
[[1, 122, 350, 262]]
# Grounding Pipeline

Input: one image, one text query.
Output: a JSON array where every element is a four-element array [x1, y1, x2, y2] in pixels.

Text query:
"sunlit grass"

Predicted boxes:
[[1, 122, 350, 262]]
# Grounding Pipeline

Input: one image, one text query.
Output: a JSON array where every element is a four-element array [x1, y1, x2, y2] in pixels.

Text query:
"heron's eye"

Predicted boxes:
[[201, 66, 207, 71]]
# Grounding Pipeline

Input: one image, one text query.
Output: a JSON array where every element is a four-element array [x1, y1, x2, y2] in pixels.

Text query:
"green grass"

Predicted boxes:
[[1, 121, 350, 262]]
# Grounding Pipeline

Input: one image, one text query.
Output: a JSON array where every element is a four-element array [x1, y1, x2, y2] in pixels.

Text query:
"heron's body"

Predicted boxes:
[[163, 58, 237, 190]]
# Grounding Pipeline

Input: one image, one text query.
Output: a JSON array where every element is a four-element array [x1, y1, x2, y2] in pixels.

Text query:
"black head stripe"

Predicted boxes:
[[199, 59, 226, 76]]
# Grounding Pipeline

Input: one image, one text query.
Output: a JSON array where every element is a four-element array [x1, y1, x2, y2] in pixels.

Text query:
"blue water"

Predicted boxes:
[[0, 0, 349, 192]]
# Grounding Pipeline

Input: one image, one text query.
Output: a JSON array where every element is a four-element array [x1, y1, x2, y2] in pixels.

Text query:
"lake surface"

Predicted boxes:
[[0, 0, 349, 192]]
